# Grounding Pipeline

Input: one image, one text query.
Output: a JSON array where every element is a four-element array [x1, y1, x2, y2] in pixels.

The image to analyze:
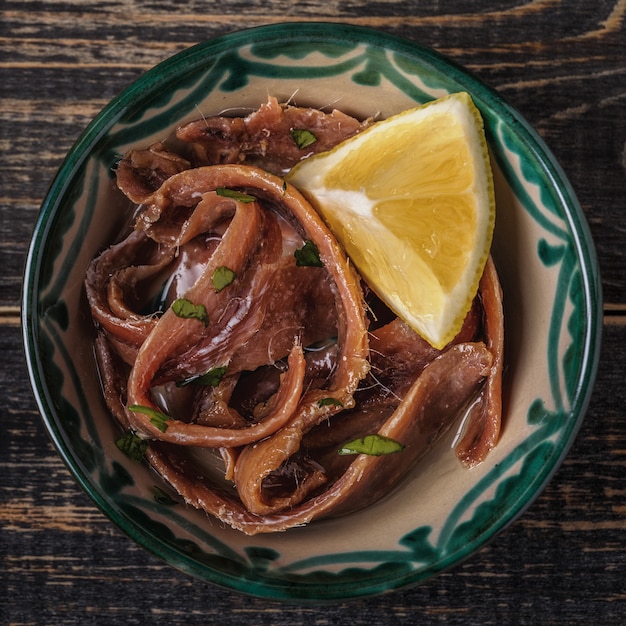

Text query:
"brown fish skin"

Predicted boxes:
[[176, 96, 371, 174], [145, 342, 492, 535], [115, 141, 190, 204], [454, 257, 504, 468], [88, 97, 504, 534], [120, 165, 368, 450]]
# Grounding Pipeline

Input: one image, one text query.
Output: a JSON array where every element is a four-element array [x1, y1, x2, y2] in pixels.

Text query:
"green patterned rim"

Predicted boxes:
[[22, 23, 602, 601]]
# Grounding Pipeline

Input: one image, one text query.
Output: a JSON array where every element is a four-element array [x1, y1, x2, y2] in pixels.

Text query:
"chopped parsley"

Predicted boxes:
[[212, 266, 236, 292], [171, 298, 209, 326], [294, 240, 323, 267], [115, 431, 148, 462], [215, 187, 256, 203], [338, 434, 405, 457], [291, 129, 318, 149], [176, 365, 228, 388], [128, 404, 171, 433], [318, 397, 344, 408]]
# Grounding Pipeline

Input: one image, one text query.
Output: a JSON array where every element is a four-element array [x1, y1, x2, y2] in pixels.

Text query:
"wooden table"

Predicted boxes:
[[2, 2, 625, 624]]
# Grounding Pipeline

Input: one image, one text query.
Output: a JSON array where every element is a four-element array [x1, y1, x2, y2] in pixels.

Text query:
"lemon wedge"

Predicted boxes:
[[287, 92, 495, 349]]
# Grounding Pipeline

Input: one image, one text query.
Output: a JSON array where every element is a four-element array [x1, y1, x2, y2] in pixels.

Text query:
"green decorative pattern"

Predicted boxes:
[[22, 24, 602, 601]]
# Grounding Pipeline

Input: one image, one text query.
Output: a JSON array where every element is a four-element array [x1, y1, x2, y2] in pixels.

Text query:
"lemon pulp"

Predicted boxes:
[[287, 92, 495, 349]]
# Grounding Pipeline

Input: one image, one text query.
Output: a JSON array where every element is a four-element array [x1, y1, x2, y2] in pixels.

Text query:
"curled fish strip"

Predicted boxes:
[[87, 103, 504, 534]]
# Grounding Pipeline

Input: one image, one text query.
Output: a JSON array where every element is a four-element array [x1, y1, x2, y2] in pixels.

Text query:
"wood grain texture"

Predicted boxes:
[[1, 1, 625, 624], [2, 321, 625, 625], [1, 0, 625, 307]]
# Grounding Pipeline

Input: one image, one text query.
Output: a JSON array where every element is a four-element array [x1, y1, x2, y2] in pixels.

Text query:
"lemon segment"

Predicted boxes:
[[287, 92, 495, 349]]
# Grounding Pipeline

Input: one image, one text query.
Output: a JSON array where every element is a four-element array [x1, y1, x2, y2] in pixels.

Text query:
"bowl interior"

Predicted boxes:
[[22, 23, 602, 601]]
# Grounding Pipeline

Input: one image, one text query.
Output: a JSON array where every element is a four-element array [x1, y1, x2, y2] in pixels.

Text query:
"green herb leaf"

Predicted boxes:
[[318, 397, 344, 408], [215, 187, 256, 203], [294, 240, 323, 267], [171, 298, 209, 326], [115, 431, 148, 462], [338, 434, 405, 456], [212, 266, 236, 292], [176, 365, 228, 388], [151, 486, 178, 506], [128, 404, 171, 433], [291, 129, 317, 149]]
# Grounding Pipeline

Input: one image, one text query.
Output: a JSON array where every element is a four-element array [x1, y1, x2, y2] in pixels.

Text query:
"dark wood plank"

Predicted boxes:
[[1, 1, 625, 307], [2, 321, 624, 624], [2, 2, 625, 623]]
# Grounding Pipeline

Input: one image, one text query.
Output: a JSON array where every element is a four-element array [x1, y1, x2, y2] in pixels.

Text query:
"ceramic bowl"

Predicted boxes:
[[22, 23, 602, 601]]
